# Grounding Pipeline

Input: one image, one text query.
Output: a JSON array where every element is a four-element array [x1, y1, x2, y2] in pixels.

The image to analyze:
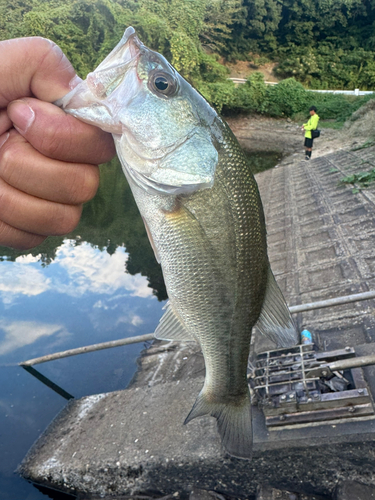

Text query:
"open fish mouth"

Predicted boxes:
[[55, 27, 143, 133], [85, 27, 141, 100], [56, 25, 218, 194]]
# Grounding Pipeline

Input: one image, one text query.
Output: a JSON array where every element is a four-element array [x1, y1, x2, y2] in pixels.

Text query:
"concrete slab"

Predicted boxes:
[[334, 480, 375, 500], [19, 343, 375, 499], [255, 146, 375, 354]]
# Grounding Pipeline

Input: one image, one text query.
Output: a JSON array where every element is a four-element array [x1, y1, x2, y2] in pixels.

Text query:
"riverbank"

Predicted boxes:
[[226, 98, 375, 164]]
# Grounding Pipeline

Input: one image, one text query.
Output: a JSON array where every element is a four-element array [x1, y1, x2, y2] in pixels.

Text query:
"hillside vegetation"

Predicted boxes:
[[1, 0, 374, 117]]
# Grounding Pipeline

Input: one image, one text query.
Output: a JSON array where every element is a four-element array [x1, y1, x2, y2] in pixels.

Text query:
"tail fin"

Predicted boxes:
[[184, 390, 253, 460]]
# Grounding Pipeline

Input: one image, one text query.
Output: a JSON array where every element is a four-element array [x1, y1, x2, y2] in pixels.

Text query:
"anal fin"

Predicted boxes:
[[154, 302, 196, 342]]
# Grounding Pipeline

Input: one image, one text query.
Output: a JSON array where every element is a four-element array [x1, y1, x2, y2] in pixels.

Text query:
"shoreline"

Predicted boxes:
[[226, 112, 372, 169]]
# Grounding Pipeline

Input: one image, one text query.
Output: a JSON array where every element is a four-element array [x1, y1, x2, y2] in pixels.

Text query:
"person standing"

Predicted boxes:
[[302, 106, 320, 160]]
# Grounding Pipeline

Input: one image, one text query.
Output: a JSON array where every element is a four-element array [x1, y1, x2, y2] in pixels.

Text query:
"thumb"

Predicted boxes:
[[7, 97, 115, 164]]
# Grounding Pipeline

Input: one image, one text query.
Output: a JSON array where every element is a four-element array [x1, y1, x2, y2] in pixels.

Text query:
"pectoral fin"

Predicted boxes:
[[255, 268, 299, 347], [154, 302, 196, 342]]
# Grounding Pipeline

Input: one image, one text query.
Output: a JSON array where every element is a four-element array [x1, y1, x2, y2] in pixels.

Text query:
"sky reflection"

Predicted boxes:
[[0, 240, 154, 358], [0, 238, 164, 500], [0, 320, 66, 356], [1, 240, 152, 303], [53, 240, 152, 298]]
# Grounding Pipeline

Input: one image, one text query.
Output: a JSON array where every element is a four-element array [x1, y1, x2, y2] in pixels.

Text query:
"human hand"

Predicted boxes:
[[0, 37, 116, 249]]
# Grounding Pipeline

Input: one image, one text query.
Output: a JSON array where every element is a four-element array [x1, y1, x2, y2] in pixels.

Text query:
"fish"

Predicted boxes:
[[56, 27, 299, 459]]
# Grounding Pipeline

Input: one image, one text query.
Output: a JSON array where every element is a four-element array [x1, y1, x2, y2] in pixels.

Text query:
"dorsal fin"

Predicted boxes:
[[255, 268, 299, 348], [154, 302, 196, 342]]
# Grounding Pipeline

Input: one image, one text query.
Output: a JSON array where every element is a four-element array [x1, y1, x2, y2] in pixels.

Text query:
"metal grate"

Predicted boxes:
[[251, 344, 374, 427]]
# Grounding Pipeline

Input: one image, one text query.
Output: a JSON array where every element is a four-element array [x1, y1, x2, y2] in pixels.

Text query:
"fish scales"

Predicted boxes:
[[130, 121, 267, 400], [56, 26, 299, 460], [184, 125, 268, 394]]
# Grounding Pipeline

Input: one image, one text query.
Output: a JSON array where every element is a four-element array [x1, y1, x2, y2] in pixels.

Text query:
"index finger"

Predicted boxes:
[[0, 37, 77, 105]]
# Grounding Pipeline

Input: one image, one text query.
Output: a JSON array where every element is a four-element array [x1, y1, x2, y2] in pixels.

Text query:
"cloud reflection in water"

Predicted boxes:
[[0, 240, 152, 301], [53, 240, 152, 298], [0, 320, 67, 355], [0, 240, 155, 356], [0, 263, 50, 303]]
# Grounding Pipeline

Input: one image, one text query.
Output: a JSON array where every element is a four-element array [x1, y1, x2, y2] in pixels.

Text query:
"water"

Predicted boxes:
[[244, 150, 282, 175], [0, 153, 278, 499]]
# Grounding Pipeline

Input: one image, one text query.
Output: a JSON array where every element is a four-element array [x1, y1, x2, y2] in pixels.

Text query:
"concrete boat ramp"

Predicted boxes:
[[19, 145, 375, 500]]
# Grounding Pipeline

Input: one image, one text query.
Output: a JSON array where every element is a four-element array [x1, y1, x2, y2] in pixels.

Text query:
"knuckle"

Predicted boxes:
[[39, 121, 68, 158], [0, 219, 45, 251], [0, 145, 13, 178], [0, 176, 16, 216], [53, 204, 82, 235], [78, 165, 100, 202], [32, 37, 68, 76], [0, 183, 9, 213], [91, 132, 116, 164], [65, 164, 100, 204], [0, 137, 24, 185]]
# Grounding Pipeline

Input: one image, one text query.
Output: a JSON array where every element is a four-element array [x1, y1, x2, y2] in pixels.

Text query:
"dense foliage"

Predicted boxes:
[[1, 0, 374, 115], [220, 72, 374, 118], [227, 0, 375, 91], [0, 0, 242, 80], [340, 168, 375, 193]]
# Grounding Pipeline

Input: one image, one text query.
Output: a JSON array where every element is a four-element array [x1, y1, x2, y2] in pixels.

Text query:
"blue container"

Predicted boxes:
[[301, 329, 313, 344]]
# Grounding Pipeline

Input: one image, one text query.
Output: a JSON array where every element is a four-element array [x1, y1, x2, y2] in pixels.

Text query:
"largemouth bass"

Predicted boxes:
[[56, 27, 298, 459]]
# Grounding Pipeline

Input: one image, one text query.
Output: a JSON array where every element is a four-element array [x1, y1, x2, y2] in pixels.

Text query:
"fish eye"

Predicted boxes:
[[155, 76, 169, 91], [149, 71, 178, 97]]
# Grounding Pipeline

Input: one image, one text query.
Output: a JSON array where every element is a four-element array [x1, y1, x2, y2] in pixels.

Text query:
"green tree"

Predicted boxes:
[[200, 0, 245, 51]]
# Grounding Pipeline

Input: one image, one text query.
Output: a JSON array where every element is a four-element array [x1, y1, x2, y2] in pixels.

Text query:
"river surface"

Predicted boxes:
[[0, 152, 279, 499]]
